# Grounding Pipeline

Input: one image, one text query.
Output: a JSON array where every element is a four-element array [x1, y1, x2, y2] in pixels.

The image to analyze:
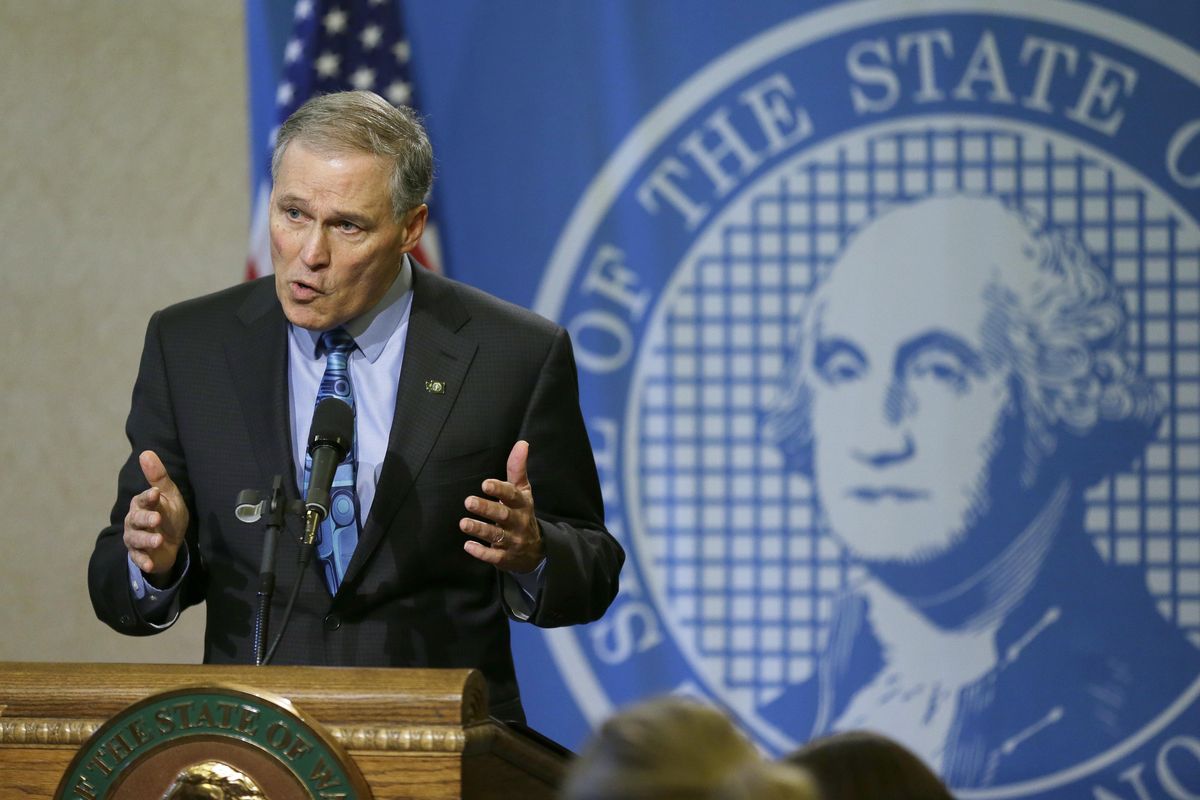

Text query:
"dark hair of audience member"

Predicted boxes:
[[784, 730, 955, 800], [560, 696, 816, 800]]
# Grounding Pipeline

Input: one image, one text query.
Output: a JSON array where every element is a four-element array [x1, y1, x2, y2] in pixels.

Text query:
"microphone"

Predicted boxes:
[[302, 397, 353, 546], [256, 399, 352, 667]]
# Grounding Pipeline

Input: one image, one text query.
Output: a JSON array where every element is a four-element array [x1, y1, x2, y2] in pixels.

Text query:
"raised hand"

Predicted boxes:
[[123, 450, 190, 586], [461, 440, 545, 574]]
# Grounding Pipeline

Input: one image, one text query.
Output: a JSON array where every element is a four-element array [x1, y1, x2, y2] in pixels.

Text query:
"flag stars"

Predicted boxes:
[[350, 67, 376, 91], [284, 38, 303, 64], [276, 82, 295, 106], [368, 0, 387, 6], [360, 24, 382, 50], [386, 81, 412, 106], [294, 0, 313, 20], [393, 40, 411, 63], [315, 51, 341, 78], [323, 7, 348, 35]]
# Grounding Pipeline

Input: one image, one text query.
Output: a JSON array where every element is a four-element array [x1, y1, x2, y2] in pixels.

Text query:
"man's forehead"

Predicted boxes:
[[815, 197, 1038, 339], [275, 139, 388, 182], [272, 141, 392, 211]]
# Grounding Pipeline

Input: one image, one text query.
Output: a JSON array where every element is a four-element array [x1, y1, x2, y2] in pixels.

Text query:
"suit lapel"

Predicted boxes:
[[224, 281, 298, 501], [341, 269, 477, 590]]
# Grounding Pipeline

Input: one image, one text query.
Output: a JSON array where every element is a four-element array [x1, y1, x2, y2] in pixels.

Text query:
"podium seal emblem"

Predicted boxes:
[[55, 684, 372, 800]]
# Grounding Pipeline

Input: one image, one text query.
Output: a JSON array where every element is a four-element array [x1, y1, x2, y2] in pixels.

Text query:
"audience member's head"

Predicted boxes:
[[561, 696, 815, 800], [784, 730, 955, 800]]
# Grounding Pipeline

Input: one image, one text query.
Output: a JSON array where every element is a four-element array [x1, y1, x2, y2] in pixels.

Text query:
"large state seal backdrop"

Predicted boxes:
[[532, 3, 1200, 796], [245, 2, 1200, 797]]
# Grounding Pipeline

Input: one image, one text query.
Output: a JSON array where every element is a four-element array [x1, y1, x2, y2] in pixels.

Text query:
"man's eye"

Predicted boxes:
[[337, 221, 360, 233], [911, 355, 968, 391], [285, 208, 303, 220], [816, 352, 865, 385]]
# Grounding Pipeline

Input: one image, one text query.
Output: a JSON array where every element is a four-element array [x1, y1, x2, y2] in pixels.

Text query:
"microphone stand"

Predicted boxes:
[[253, 476, 285, 666], [261, 506, 323, 666], [238, 398, 351, 666], [235, 476, 306, 667]]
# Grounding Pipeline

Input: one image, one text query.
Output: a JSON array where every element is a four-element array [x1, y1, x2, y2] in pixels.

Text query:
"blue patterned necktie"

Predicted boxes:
[[303, 328, 361, 593]]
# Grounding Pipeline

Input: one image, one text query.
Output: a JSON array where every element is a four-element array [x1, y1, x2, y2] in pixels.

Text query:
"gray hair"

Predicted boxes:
[[765, 194, 1163, 487], [271, 90, 433, 219]]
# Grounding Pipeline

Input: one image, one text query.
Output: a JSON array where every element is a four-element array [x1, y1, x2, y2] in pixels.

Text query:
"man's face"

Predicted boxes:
[[807, 198, 1034, 564], [270, 140, 427, 331]]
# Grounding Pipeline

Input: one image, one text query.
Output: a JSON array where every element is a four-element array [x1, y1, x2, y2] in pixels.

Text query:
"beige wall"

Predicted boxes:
[[0, 2, 249, 662]]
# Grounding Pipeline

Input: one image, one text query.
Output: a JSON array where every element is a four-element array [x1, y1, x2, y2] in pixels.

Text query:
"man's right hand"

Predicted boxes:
[[123, 450, 189, 587]]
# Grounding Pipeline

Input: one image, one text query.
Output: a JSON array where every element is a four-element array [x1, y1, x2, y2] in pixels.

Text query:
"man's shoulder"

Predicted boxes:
[[152, 277, 278, 332], [413, 268, 561, 340]]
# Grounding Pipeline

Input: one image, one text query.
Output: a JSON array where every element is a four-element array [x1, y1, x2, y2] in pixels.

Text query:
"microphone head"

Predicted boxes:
[[309, 397, 353, 460]]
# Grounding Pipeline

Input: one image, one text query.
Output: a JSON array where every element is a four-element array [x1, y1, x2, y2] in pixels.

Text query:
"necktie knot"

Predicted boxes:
[[317, 329, 356, 407], [320, 328, 355, 357]]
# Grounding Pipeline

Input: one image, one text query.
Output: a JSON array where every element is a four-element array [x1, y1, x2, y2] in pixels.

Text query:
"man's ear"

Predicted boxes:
[[399, 204, 429, 253]]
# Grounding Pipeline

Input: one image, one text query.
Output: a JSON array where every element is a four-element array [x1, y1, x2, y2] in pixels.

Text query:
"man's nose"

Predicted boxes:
[[852, 431, 915, 468], [850, 377, 916, 467], [299, 227, 330, 268], [883, 376, 918, 425]]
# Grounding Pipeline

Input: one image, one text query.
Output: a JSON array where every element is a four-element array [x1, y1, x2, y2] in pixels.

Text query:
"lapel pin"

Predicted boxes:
[[425, 379, 446, 394]]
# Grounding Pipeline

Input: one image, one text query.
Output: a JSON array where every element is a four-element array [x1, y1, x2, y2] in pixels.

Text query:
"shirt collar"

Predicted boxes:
[[288, 256, 414, 364]]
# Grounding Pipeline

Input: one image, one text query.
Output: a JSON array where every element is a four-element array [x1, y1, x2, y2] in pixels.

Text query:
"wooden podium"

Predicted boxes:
[[0, 662, 568, 799]]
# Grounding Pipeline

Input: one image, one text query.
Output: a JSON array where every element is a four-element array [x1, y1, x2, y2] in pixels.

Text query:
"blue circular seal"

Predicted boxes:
[[537, 2, 1200, 797]]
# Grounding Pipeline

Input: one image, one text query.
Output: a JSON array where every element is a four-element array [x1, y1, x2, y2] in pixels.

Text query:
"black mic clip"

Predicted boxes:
[[234, 483, 305, 528]]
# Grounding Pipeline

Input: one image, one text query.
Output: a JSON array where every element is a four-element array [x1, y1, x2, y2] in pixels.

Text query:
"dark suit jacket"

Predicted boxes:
[[89, 269, 624, 721]]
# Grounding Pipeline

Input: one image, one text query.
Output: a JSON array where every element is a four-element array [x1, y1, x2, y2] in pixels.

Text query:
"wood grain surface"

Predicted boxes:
[[0, 662, 566, 799]]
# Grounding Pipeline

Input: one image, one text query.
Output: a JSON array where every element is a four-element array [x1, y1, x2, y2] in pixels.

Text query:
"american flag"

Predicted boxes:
[[246, 0, 443, 279]]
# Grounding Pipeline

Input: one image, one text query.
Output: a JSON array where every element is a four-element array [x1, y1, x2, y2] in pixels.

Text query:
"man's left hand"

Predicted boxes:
[[461, 440, 545, 574]]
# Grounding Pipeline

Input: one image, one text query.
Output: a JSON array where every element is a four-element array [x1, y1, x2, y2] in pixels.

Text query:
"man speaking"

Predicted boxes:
[[88, 91, 624, 723]]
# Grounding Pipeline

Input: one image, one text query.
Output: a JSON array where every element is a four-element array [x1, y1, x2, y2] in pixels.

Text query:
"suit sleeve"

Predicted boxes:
[[87, 311, 207, 635], [510, 326, 624, 627]]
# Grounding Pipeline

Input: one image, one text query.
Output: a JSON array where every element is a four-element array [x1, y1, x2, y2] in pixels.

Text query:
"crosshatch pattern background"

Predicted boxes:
[[631, 124, 1200, 707]]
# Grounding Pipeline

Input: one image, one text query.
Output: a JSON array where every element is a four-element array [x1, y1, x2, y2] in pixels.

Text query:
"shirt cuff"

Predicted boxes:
[[126, 548, 188, 629], [502, 557, 547, 621]]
